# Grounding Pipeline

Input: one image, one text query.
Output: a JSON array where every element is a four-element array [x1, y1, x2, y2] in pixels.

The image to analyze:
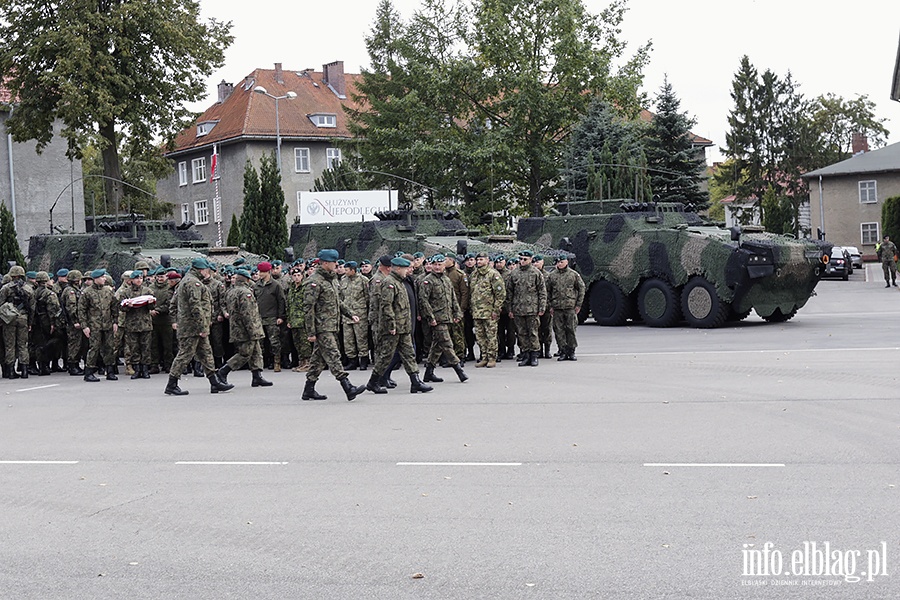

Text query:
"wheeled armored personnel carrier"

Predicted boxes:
[[516, 200, 831, 328], [290, 208, 558, 262]]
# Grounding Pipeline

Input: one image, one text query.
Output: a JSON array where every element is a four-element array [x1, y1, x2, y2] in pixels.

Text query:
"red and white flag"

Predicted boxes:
[[209, 144, 218, 183]]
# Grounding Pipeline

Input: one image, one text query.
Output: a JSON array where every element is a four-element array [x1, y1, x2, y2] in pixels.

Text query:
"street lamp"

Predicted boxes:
[[253, 86, 297, 175]]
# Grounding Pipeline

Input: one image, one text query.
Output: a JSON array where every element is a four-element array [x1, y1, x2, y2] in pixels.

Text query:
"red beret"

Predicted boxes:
[[167, 271, 182, 280], [257, 261, 272, 272]]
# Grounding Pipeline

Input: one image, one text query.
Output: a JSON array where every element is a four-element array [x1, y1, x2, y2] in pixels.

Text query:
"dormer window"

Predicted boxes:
[[196, 121, 218, 137], [309, 113, 337, 128]]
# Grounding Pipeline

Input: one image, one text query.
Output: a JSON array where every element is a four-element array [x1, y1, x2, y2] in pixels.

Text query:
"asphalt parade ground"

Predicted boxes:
[[1, 264, 898, 599]]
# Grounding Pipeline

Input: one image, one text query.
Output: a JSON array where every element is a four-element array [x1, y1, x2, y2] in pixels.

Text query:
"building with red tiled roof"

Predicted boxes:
[[158, 61, 362, 244]]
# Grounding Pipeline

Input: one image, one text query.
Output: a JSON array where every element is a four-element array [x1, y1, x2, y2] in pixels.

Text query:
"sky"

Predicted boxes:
[[195, 0, 900, 164]]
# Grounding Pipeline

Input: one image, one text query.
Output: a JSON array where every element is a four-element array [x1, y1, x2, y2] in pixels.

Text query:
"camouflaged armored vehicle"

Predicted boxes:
[[290, 209, 558, 262], [27, 218, 262, 281], [516, 200, 830, 328]]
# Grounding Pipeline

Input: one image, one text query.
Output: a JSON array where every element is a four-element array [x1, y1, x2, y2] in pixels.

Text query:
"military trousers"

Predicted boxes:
[[170, 335, 215, 380], [513, 314, 540, 352], [882, 261, 896, 284], [226, 339, 264, 372], [124, 330, 152, 365], [262, 323, 282, 360], [426, 323, 460, 366], [85, 328, 115, 368], [289, 327, 312, 361], [552, 309, 578, 350], [497, 313, 516, 356], [342, 319, 369, 359], [150, 318, 174, 367], [3, 314, 29, 364], [373, 332, 418, 376], [474, 318, 499, 360], [450, 321, 466, 359], [67, 325, 87, 364], [538, 312, 553, 346], [209, 321, 225, 359], [307, 331, 347, 382]]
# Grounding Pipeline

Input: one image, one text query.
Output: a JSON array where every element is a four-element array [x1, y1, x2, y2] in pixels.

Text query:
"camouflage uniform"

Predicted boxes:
[[206, 275, 227, 365], [367, 269, 390, 358], [339, 272, 369, 364], [32, 274, 61, 374], [149, 278, 175, 371], [303, 266, 353, 383], [78, 279, 119, 373], [878, 239, 898, 286], [0, 276, 35, 372], [225, 279, 265, 371], [445, 261, 469, 359], [468, 264, 506, 365], [169, 268, 215, 379], [60, 272, 86, 373], [118, 282, 154, 370], [372, 271, 419, 376], [418, 270, 463, 367], [536, 266, 553, 356], [496, 265, 516, 359], [507, 262, 547, 354], [286, 281, 312, 368], [547, 264, 586, 357]]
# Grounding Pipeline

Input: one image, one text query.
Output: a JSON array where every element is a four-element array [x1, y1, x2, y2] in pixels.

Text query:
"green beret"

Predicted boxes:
[[345, 261, 358, 270], [25, 271, 37, 279], [518, 250, 534, 258], [412, 252, 425, 258], [90, 268, 107, 280], [192, 257, 212, 270], [391, 256, 411, 267], [234, 268, 252, 279], [430, 254, 446, 264], [56, 268, 70, 277], [318, 249, 340, 263], [533, 254, 543, 261]]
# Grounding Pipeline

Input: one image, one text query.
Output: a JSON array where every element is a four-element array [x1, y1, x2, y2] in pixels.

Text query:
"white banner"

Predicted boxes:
[[297, 190, 398, 224]]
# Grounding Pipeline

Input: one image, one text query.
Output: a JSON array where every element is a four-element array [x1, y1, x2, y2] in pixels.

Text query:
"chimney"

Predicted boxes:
[[217, 80, 234, 103], [851, 132, 869, 155], [322, 61, 346, 98], [274, 62, 283, 84]]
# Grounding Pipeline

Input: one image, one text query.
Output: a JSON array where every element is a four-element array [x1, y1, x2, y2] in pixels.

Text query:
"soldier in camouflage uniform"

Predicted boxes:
[[494, 255, 516, 360], [878, 234, 898, 287], [546, 255, 586, 361], [444, 254, 469, 363], [149, 269, 176, 373], [255, 261, 286, 372], [507, 250, 547, 367], [533, 255, 554, 358], [78, 269, 119, 382], [339, 261, 370, 371], [60, 270, 86, 375], [418, 254, 467, 384], [0, 266, 35, 379], [204, 267, 227, 368], [164, 258, 234, 396], [216, 269, 272, 388], [286, 266, 312, 371], [31, 272, 61, 376], [301, 249, 367, 402], [118, 270, 155, 379], [366, 257, 432, 395], [468, 252, 506, 368]]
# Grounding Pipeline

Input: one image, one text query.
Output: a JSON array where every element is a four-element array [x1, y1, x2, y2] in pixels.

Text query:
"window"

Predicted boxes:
[[181, 203, 190, 224], [196, 121, 217, 136], [859, 180, 877, 204], [192, 157, 207, 183], [194, 200, 209, 225], [326, 147, 342, 169], [178, 162, 188, 186], [309, 114, 337, 128], [294, 148, 310, 172], [861, 222, 879, 245]]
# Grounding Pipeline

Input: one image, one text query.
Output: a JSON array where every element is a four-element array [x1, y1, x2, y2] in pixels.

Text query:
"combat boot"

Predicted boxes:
[[566, 348, 577, 361], [409, 373, 433, 394], [273, 357, 282, 373], [252, 370, 273, 387], [518, 352, 531, 367], [339, 376, 366, 401], [106, 365, 118, 380], [83, 367, 99, 383], [557, 348, 568, 361], [358, 356, 369, 371], [20, 363, 29, 379], [451, 363, 468, 382], [193, 360, 204, 377], [125, 364, 135, 376], [27, 362, 39, 376], [486, 357, 497, 368], [216, 364, 231, 384], [131, 364, 142, 380], [208, 372, 234, 394], [366, 371, 387, 394], [383, 370, 398, 389], [1, 364, 8, 379], [542, 343, 551, 359], [164, 376, 188, 396], [423, 363, 443, 383], [301, 379, 327, 401], [148, 364, 161, 375], [346, 358, 359, 371], [39, 363, 51, 376], [68, 362, 84, 376], [7, 364, 20, 379], [141, 364, 151, 379], [475, 357, 488, 368], [529, 351, 539, 367]]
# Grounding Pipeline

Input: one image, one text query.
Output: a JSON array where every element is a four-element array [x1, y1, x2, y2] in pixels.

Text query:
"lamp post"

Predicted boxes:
[[253, 86, 296, 175]]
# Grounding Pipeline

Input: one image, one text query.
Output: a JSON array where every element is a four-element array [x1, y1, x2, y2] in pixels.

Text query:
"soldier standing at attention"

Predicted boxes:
[[286, 266, 312, 372], [78, 268, 119, 382], [443, 253, 469, 364], [469, 252, 506, 368], [217, 268, 272, 388], [301, 249, 367, 401], [0, 265, 35, 379], [31, 271, 61, 376], [546, 254, 586, 361], [462, 253, 477, 361], [877, 234, 898, 287], [164, 258, 233, 396], [418, 254, 468, 384], [493, 255, 516, 360], [255, 261, 286, 371], [119, 270, 155, 379], [366, 256, 432, 395], [507, 250, 547, 367], [60, 270, 85, 375], [533, 255, 554, 358], [148, 268, 175, 374], [339, 261, 370, 371]]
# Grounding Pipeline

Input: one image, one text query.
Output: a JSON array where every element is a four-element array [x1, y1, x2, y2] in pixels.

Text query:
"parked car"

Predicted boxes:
[[822, 247, 850, 280], [844, 246, 863, 269]]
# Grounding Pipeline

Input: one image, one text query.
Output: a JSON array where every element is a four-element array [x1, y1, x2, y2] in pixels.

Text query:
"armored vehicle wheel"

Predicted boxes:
[[589, 280, 630, 326], [681, 277, 728, 329], [577, 297, 590, 324], [637, 278, 681, 327], [727, 306, 752, 322], [759, 305, 799, 323]]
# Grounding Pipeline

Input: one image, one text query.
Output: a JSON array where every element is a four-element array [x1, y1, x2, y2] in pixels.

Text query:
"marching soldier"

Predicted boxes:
[[418, 254, 467, 384], [78, 268, 119, 382], [507, 250, 547, 367], [468, 252, 506, 368], [216, 268, 272, 387], [546, 255, 585, 361]]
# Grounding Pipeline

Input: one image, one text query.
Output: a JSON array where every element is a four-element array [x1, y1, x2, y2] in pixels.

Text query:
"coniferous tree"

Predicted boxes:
[[644, 78, 708, 210], [0, 204, 25, 269], [881, 196, 900, 244], [239, 161, 262, 254], [226, 213, 241, 247], [256, 152, 289, 260]]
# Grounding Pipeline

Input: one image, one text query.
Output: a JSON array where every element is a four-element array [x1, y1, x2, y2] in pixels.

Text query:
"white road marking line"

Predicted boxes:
[[584, 346, 900, 357], [397, 462, 522, 466], [0, 460, 79, 464], [15, 384, 60, 392], [175, 461, 288, 465], [643, 463, 785, 467]]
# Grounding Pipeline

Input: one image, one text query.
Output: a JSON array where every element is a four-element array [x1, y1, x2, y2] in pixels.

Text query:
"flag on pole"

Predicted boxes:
[[209, 144, 218, 183]]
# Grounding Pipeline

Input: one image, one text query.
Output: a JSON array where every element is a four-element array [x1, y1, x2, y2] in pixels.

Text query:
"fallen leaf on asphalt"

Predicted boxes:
[[444, 476, 451, 480], [747, 496, 758, 500], [463, 443, 469, 447], [421, 493, 428, 497], [663, 471, 669, 475], [411, 573, 424, 579], [662, 544, 670, 548], [246, 521, 253, 525], [572, 443, 577, 446]]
